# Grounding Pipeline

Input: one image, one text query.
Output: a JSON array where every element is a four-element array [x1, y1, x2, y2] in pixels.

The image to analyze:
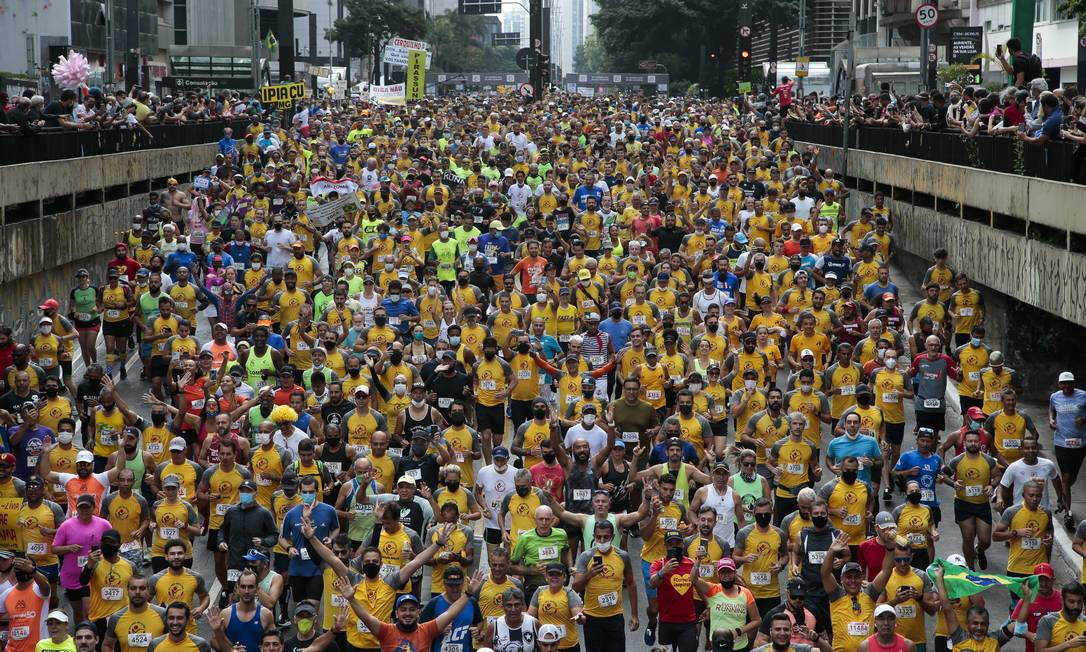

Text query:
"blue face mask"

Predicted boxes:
[[301, 492, 316, 505], [971, 420, 982, 430], [971, 338, 982, 347], [239, 492, 255, 505]]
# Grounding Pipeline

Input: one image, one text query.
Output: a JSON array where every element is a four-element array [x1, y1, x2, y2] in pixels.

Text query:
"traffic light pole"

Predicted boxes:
[[529, 0, 543, 101], [737, 0, 752, 92]]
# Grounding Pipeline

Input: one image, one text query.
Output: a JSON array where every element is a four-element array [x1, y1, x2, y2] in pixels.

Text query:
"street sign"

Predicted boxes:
[[458, 0, 501, 14], [739, 25, 751, 37], [518, 82, 534, 98], [493, 32, 521, 46], [914, 3, 939, 28], [163, 77, 251, 91], [639, 59, 657, 70], [515, 47, 536, 71], [795, 56, 810, 78]]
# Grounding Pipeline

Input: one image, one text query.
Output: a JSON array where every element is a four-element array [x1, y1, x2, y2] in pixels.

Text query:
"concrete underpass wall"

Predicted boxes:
[[796, 141, 1086, 395], [0, 144, 216, 339]]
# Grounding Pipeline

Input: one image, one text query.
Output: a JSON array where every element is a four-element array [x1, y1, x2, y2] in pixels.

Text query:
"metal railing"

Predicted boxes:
[[785, 120, 1086, 184], [0, 118, 252, 166]]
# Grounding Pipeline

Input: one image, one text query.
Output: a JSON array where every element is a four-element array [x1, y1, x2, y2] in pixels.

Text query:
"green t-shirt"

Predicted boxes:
[[706, 584, 755, 649], [36, 635, 77, 652], [511, 528, 570, 572]]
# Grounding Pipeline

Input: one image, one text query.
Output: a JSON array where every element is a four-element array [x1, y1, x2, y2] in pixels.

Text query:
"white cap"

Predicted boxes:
[[46, 610, 69, 623], [76, 450, 94, 464], [946, 553, 968, 567], [538, 624, 563, 643], [1059, 371, 1075, 383], [791, 223, 803, 231], [800, 349, 815, 359], [874, 604, 897, 618]]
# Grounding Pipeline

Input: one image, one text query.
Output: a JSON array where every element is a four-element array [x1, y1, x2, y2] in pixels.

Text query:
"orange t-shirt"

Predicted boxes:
[[376, 620, 441, 652]]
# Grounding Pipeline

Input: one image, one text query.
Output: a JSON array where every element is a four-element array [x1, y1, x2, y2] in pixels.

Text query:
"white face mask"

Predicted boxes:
[[885, 358, 897, 369], [254, 431, 270, 445], [745, 379, 757, 390], [385, 263, 393, 271], [583, 414, 596, 426], [394, 383, 407, 396], [689, 383, 702, 393], [800, 384, 813, 394], [818, 225, 829, 234], [57, 432, 74, 445], [468, 244, 477, 252], [40, 325, 52, 334], [411, 398, 426, 408], [596, 541, 612, 553], [536, 294, 547, 303], [252, 262, 262, 270]]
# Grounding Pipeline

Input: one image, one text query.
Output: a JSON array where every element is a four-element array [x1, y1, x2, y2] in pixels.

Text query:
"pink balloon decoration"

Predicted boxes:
[[52, 50, 90, 89]]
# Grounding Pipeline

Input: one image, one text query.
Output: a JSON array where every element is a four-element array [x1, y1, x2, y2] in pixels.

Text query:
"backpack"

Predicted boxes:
[[1022, 53, 1043, 83]]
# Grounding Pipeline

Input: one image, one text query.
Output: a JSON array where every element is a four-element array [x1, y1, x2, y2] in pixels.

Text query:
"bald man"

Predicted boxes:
[[509, 504, 571, 603]]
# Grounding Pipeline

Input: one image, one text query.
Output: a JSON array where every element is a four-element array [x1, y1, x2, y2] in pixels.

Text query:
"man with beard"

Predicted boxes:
[[753, 580, 823, 647], [148, 540, 210, 631], [472, 337, 513, 462], [635, 438, 712, 509], [106, 426, 158, 503], [80, 528, 134, 637], [741, 387, 788, 481], [818, 457, 874, 559], [932, 566, 1013, 652], [822, 532, 895, 652], [149, 603, 211, 652], [51, 495, 112, 622], [395, 430, 449, 495], [102, 576, 167, 652], [735, 497, 789, 617], [942, 430, 998, 570], [19, 476, 64, 608], [637, 472, 688, 647], [99, 467, 151, 569], [340, 567, 484, 652], [649, 530, 700, 652], [0, 554, 51, 652], [39, 447, 124, 514], [1025, 576, 1084, 652], [753, 611, 831, 652], [426, 352, 472, 422]]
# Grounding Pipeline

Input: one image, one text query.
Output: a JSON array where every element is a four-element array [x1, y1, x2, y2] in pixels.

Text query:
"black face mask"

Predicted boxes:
[[542, 452, 556, 464], [101, 543, 121, 558], [326, 438, 340, 448], [411, 442, 427, 456], [516, 486, 530, 497], [754, 261, 766, 270], [151, 412, 167, 426], [362, 562, 381, 578], [446, 481, 460, 492], [484, 350, 496, 360], [754, 512, 772, 527], [705, 322, 718, 333], [907, 492, 922, 505], [721, 579, 736, 589], [517, 343, 531, 354], [533, 407, 548, 419], [448, 413, 465, 426], [679, 404, 693, 416], [583, 390, 594, 399], [390, 351, 403, 364], [842, 470, 858, 484], [349, 368, 360, 377], [790, 263, 801, 271], [811, 515, 828, 529], [374, 316, 387, 326], [856, 395, 872, 407], [45, 387, 58, 397]]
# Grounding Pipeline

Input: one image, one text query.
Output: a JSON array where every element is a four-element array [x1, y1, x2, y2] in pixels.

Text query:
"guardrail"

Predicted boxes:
[[784, 120, 1085, 184], [0, 119, 252, 166]]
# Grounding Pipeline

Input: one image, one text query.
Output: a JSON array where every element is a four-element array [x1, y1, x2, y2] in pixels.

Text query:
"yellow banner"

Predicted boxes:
[[406, 49, 427, 101], [260, 81, 306, 107], [0, 497, 24, 550]]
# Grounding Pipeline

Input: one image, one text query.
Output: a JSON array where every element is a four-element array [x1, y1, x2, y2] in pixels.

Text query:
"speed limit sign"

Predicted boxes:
[[914, 3, 939, 28]]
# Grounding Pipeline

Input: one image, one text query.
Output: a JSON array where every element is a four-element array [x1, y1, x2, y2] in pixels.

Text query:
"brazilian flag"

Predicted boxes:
[[925, 558, 1040, 602], [263, 31, 278, 52]]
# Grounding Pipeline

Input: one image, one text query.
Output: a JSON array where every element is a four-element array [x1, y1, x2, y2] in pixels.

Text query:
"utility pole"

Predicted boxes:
[[124, 0, 140, 87], [278, 0, 295, 82], [251, 0, 261, 91], [797, 0, 806, 96], [529, 0, 544, 101], [103, 0, 115, 89], [842, 8, 855, 196]]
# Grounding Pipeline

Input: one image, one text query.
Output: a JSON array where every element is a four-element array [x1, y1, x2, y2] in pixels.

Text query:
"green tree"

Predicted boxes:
[[573, 34, 609, 73], [427, 12, 519, 73], [330, 0, 426, 83]]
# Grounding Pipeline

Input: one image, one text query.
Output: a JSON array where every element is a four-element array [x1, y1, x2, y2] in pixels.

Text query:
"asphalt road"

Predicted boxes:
[[59, 260, 1077, 649]]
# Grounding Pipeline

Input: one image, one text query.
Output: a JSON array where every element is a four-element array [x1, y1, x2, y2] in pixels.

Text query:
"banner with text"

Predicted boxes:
[[309, 176, 359, 197], [406, 50, 427, 101], [306, 195, 363, 228], [260, 81, 306, 107], [370, 83, 406, 105], [383, 37, 433, 68]]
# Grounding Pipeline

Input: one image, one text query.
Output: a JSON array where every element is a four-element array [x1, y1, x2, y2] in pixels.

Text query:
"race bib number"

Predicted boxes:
[[959, 307, 974, 316], [480, 380, 497, 391], [27, 542, 47, 556], [388, 448, 403, 458], [847, 622, 870, 636], [120, 540, 141, 553], [10, 626, 29, 641], [332, 594, 347, 607], [713, 404, 725, 415], [355, 504, 374, 515], [660, 517, 678, 530], [700, 565, 715, 577], [227, 569, 242, 582], [622, 431, 640, 443], [808, 550, 827, 564], [406, 468, 422, 480], [1002, 439, 1021, 449], [597, 591, 619, 608], [673, 488, 684, 501], [881, 392, 899, 404], [1021, 537, 1041, 550], [441, 644, 462, 652], [147, 443, 163, 455], [487, 256, 498, 266], [964, 484, 984, 497], [843, 514, 861, 526], [101, 587, 124, 601], [923, 398, 941, 409], [1064, 438, 1083, 449], [750, 571, 772, 585], [539, 545, 558, 561], [160, 527, 179, 540], [566, 394, 579, 405], [907, 533, 926, 546], [590, 355, 605, 367], [968, 371, 981, 382], [353, 444, 369, 457], [632, 315, 647, 325], [356, 620, 370, 634], [455, 452, 465, 463], [380, 563, 399, 576], [300, 547, 310, 560], [39, 357, 54, 367], [839, 384, 856, 396], [128, 634, 152, 648], [517, 369, 532, 380], [920, 489, 935, 502], [438, 398, 453, 408], [216, 503, 235, 516], [896, 605, 916, 618], [989, 392, 1003, 402], [174, 301, 189, 310], [75, 312, 93, 322], [105, 309, 122, 319], [572, 489, 591, 501], [559, 335, 571, 343], [326, 462, 342, 475], [786, 463, 804, 475], [646, 390, 662, 401], [388, 316, 401, 326]]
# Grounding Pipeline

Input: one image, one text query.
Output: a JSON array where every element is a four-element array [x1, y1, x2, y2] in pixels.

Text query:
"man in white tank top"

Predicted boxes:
[[689, 460, 743, 546]]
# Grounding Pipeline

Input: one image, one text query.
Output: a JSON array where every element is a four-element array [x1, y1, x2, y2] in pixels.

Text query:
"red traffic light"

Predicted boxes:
[[740, 49, 751, 59], [709, 52, 718, 60]]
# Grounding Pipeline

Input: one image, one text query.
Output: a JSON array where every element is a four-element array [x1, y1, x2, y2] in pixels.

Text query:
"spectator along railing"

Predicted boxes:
[[0, 118, 251, 166], [785, 120, 1085, 185]]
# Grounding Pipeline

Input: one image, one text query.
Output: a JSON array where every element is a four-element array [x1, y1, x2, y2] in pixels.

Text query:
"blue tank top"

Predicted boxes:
[[225, 603, 263, 652]]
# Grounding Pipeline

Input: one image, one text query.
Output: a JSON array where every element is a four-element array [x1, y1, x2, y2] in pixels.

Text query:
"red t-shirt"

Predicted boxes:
[[377, 619, 441, 652], [650, 556, 697, 623], [529, 461, 566, 501], [857, 536, 888, 582], [1011, 588, 1062, 652]]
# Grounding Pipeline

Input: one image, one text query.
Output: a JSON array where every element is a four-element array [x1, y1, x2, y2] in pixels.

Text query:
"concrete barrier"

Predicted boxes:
[[0, 143, 216, 338]]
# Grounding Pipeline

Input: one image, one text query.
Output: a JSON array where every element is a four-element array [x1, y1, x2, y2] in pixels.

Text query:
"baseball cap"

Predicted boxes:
[[644, 346, 658, 357], [295, 599, 319, 616], [396, 475, 417, 487], [76, 494, 96, 507], [841, 562, 863, 575], [946, 553, 968, 567], [538, 624, 563, 644], [46, 610, 69, 623], [76, 450, 94, 464], [882, 292, 896, 301], [716, 558, 737, 571], [791, 223, 803, 231], [966, 406, 985, 420], [664, 530, 683, 543], [1059, 371, 1075, 383], [578, 269, 591, 281], [162, 475, 181, 489], [239, 480, 257, 492], [243, 549, 269, 562], [712, 459, 730, 473], [492, 446, 510, 460], [442, 566, 465, 582], [875, 511, 895, 529], [395, 594, 420, 608], [169, 437, 187, 452], [874, 604, 897, 618], [25, 475, 43, 487], [787, 578, 806, 596], [1033, 562, 1055, 578], [800, 348, 815, 359], [39, 298, 60, 311]]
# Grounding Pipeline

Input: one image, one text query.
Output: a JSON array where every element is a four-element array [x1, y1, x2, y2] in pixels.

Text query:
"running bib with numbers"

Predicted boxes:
[[406, 468, 422, 480], [325, 462, 342, 475], [120, 540, 141, 553], [1021, 537, 1041, 550], [590, 355, 605, 366], [75, 312, 93, 322], [750, 572, 772, 585], [455, 452, 466, 463], [622, 431, 640, 442], [27, 542, 47, 555], [922, 398, 941, 409], [39, 357, 54, 367], [160, 527, 179, 539], [964, 485, 984, 497], [517, 370, 532, 380], [907, 533, 926, 546], [839, 384, 856, 395], [713, 404, 725, 415], [566, 394, 579, 404], [881, 392, 898, 403], [106, 309, 122, 319], [227, 569, 242, 581], [355, 504, 374, 515], [808, 551, 826, 564], [10, 627, 29, 641], [1002, 439, 1021, 449], [101, 587, 123, 600], [660, 518, 678, 529], [572, 489, 591, 501], [441, 644, 462, 652], [786, 463, 804, 474], [895, 605, 916, 618], [968, 371, 981, 381], [128, 634, 152, 648], [843, 514, 861, 526], [646, 390, 662, 400], [480, 380, 497, 390], [959, 307, 974, 316], [1064, 438, 1082, 448], [847, 622, 870, 636], [380, 563, 399, 576], [356, 621, 370, 633], [700, 565, 715, 577], [174, 301, 189, 310], [332, 594, 347, 607], [920, 489, 935, 502], [539, 545, 558, 560], [147, 443, 164, 455], [216, 503, 235, 515], [597, 591, 619, 607]]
